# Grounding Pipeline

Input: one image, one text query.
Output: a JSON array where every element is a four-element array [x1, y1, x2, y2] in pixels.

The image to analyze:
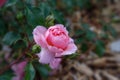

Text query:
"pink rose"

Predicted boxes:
[[0, 0, 6, 7], [33, 24, 77, 69], [12, 61, 27, 80]]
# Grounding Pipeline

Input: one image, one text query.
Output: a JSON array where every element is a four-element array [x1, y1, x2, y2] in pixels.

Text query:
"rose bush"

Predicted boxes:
[[33, 24, 77, 69]]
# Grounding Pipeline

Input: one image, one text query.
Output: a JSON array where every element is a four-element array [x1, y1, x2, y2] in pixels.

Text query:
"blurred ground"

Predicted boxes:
[[47, 0, 120, 80]]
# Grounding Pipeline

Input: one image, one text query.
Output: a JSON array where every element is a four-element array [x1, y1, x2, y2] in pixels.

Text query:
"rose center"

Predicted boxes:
[[50, 28, 65, 36], [46, 28, 69, 50]]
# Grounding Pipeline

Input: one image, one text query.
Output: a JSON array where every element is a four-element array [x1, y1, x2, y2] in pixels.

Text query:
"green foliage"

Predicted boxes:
[[5, 0, 18, 7], [0, 19, 6, 36], [103, 24, 117, 38], [94, 40, 105, 57], [3, 32, 21, 45], [25, 63, 35, 80], [81, 43, 89, 53], [0, 70, 14, 80], [12, 39, 27, 50], [25, 6, 44, 27], [85, 30, 96, 40], [34, 63, 50, 78]]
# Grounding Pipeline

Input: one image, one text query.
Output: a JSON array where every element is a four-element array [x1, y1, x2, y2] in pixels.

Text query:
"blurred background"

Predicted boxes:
[[0, 0, 120, 80]]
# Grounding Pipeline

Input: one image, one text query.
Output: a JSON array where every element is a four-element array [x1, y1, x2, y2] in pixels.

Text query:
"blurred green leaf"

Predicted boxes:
[[76, 30, 85, 36], [0, 70, 14, 80], [0, 19, 6, 36], [75, 37, 85, 44], [3, 32, 21, 45], [77, 0, 92, 10], [94, 40, 105, 57], [85, 31, 96, 40], [12, 39, 27, 50], [108, 26, 117, 38], [81, 43, 88, 53], [34, 63, 49, 78], [40, 3, 51, 18], [16, 11, 23, 20], [81, 23, 89, 30], [25, 63, 35, 80], [25, 6, 44, 27], [53, 10, 65, 24], [6, 0, 18, 7], [103, 23, 117, 38]]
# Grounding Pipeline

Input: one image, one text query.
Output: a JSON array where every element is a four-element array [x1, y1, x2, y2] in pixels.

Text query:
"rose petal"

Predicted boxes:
[[45, 24, 69, 49], [61, 38, 77, 55], [12, 61, 27, 75], [0, 0, 6, 7], [38, 48, 54, 64], [49, 58, 61, 69], [34, 26, 47, 34], [17, 61, 27, 74], [51, 24, 68, 35], [33, 26, 47, 47], [47, 44, 63, 53]]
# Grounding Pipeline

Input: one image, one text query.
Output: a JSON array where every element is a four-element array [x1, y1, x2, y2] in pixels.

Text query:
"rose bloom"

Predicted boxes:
[[12, 61, 27, 80], [33, 24, 77, 69], [0, 0, 6, 7]]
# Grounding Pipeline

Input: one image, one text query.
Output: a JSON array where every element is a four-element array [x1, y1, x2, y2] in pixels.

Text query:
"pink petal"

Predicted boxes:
[[12, 61, 27, 75], [47, 44, 63, 53], [34, 26, 47, 34], [61, 38, 77, 56], [47, 35, 69, 49], [49, 58, 61, 69], [33, 26, 47, 48], [17, 61, 27, 74], [51, 24, 69, 35], [45, 24, 69, 49], [0, 0, 6, 7], [37, 48, 54, 64]]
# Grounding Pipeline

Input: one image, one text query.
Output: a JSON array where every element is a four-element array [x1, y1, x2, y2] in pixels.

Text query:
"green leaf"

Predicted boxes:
[[6, 0, 18, 7], [75, 37, 85, 44], [103, 24, 117, 38], [76, 0, 91, 10], [12, 39, 27, 50], [108, 25, 117, 38], [53, 10, 65, 24], [0, 19, 6, 36], [75, 30, 85, 36], [85, 30, 96, 40], [25, 63, 35, 80], [3, 32, 21, 45], [0, 70, 14, 80], [34, 63, 49, 78], [25, 6, 45, 27], [39, 3, 51, 18], [81, 23, 90, 30], [94, 40, 105, 57], [81, 43, 88, 53]]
